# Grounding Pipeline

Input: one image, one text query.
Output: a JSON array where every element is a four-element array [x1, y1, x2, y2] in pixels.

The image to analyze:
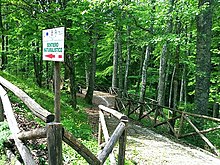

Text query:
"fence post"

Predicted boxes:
[[98, 117, 102, 146], [47, 122, 63, 165], [0, 97, 4, 122], [118, 121, 127, 165]]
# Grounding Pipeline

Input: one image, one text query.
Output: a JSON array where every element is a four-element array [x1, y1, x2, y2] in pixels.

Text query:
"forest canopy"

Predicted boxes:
[[0, 0, 219, 117]]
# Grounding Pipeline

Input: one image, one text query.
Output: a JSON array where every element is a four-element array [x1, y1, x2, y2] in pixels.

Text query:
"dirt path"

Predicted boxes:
[[80, 90, 220, 165]]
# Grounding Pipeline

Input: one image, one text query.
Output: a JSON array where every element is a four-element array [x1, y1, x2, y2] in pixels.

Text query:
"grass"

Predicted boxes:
[[0, 71, 134, 164]]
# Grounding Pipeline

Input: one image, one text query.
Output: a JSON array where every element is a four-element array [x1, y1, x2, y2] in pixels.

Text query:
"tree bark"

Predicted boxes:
[[118, 28, 123, 98], [85, 27, 98, 104], [157, 0, 174, 106], [195, 0, 213, 115], [33, 42, 43, 87], [124, 25, 131, 96], [139, 45, 151, 105], [135, 47, 145, 95], [157, 44, 167, 106], [213, 102, 219, 118], [0, 0, 6, 70], [112, 31, 118, 91]]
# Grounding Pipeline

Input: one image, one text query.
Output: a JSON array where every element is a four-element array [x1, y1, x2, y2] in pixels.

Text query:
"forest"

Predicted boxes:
[[0, 0, 220, 164], [1, 0, 219, 116]]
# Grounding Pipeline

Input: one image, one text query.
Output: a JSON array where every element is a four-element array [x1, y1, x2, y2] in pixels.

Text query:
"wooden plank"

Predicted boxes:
[[0, 76, 54, 123], [183, 115, 219, 156], [0, 85, 36, 165], [97, 122, 126, 164], [98, 105, 128, 122], [63, 129, 101, 165], [47, 122, 63, 165], [17, 127, 47, 140]]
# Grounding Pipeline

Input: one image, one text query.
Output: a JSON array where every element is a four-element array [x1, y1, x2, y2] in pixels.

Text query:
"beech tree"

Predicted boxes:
[[1, 0, 219, 118], [195, 0, 213, 115]]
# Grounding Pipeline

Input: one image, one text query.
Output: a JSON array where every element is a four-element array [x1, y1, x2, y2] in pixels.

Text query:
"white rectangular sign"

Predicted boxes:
[[42, 27, 65, 62]]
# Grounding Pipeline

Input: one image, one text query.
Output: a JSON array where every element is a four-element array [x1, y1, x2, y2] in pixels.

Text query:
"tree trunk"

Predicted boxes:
[[85, 56, 89, 89], [0, 0, 5, 70], [135, 47, 145, 95], [112, 31, 118, 91], [213, 103, 219, 118], [169, 66, 176, 108], [64, 19, 77, 108], [139, 45, 151, 104], [124, 26, 131, 96], [118, 29, 123, 98], [157, 0, 174, 106], [195, 0, 213, 115], [85, 28, 98, 104], [157, 44, 167, 106], [66, 54, 77, 109], [33, 42, 43, 87]]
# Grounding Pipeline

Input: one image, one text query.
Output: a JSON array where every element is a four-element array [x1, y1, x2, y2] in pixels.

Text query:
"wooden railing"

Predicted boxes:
[[0, 76, 128, 165], [98, 105, 128, 165], [115, 95, 220, 156]]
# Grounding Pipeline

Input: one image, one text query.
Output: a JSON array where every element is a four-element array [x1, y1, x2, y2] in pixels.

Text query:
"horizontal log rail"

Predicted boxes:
[[183, 115, 219, 156], [99, 105, 128, 122], [63, 129, 101, 165], [115, 95, 220, 156], [17, 128, 47, 140], [179, 125, 220, 138], [0, 76, 54, 123]]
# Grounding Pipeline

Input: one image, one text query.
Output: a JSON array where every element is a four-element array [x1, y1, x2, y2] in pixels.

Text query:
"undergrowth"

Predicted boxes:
[[0, 71, 133, 164]]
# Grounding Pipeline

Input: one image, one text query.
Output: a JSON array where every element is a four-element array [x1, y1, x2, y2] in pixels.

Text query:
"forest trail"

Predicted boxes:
[[79, 90, 220, 165]]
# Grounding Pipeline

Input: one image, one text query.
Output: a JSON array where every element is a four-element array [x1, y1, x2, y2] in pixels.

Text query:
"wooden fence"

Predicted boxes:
[[98, 105, 128, 165], [0, 76, 128, 165], [115, 95, 220, 156]]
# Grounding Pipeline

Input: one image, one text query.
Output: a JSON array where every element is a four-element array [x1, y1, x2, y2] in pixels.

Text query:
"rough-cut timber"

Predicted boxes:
[[17, 127, 47, 140], [118, 128, 127, 165], [0, 76, 54, 122], [63, 129, 101, 165], [54, 62, 61, 122], [47, 122, 63, 165], [184, 115, 219, 156], [98, 122, 126, 164], [99, 105, 128, 121], [0, 85, 36, 165], [99, 110, 116, 164]]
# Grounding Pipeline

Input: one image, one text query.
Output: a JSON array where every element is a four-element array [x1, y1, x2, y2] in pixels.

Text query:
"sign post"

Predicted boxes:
[[43, 27, 65, 122], [43, 27, 64, 165]]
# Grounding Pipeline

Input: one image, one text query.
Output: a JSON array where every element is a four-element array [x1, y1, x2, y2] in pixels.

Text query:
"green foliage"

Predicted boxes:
[[0, 71, 92, 140], [0, 122, 11, 150]]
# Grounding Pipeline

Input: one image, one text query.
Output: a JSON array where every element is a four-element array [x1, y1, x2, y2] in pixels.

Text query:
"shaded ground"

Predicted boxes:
[[80, 90, 220, 165]]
